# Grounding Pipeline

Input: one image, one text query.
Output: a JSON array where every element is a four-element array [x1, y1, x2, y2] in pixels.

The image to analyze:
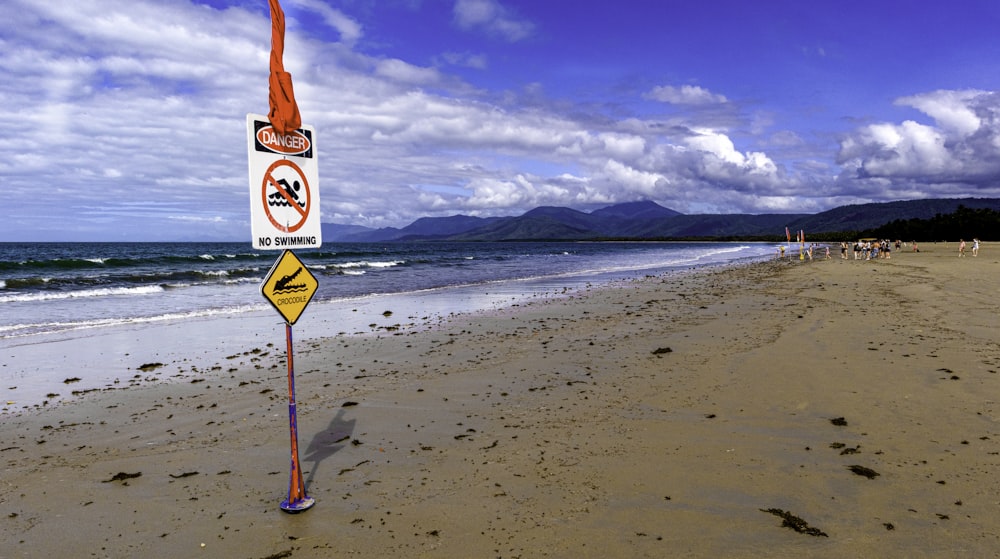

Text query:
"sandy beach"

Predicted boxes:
[[2, 242, 999, 558]]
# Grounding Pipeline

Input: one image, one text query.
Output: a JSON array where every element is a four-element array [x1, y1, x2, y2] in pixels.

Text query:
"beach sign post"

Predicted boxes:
[[260, 249, 319, 512], [248, 0, 321, 513]]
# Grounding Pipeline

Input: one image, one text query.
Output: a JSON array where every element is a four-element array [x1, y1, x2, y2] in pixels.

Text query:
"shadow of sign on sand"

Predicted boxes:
[[303, 407, 357, 488]]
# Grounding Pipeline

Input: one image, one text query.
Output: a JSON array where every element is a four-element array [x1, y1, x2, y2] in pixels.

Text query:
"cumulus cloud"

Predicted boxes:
[[646, 85, 728, 105], [602, 160, 667, 196], [684, 129, 780, 181], [453, 0, 535, 42], [896, 90, 984, 136], [838, 89, 1000, 186]]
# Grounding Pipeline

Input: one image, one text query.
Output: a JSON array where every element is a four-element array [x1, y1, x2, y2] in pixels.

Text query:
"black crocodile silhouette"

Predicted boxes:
[[272, 266, 308, 294]]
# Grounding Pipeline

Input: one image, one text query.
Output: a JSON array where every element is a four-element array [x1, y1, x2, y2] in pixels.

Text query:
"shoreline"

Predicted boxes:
[[0, 278, 579, 414], [0, 254, 767, 414], [2, 243, 998, 557]]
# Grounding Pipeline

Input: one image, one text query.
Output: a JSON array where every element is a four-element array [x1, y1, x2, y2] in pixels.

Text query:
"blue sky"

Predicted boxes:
[[4, 0, 1000, 241]]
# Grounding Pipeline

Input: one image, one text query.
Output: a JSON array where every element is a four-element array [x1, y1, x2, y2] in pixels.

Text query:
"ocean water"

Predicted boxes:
[[0, 241, 774, 340], [1, 241, 774, 409]]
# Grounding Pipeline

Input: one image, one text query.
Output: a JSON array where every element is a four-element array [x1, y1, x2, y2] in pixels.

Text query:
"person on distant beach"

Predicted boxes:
[[840, 242, 848, 260], [912, 241, 919, 252], [973, 238, 980, 257], [959, 239, 966, 257]]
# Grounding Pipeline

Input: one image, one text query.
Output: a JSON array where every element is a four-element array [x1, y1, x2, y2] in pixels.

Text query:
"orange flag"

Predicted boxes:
[[268, 0, 302, 136]]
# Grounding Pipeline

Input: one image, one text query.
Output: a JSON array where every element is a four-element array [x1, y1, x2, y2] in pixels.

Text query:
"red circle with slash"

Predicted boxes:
[[261, 159, 311, 233]]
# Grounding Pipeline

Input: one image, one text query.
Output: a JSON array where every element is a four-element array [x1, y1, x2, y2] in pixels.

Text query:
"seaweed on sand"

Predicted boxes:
[[760, 508, 829, 537], [847, 465, 880, 479]]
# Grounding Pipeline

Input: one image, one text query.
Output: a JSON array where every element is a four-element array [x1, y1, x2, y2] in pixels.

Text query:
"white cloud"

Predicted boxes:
[[682, 129, 779, 179], [461, 175, 544, 208], [598, 133, 646, 161], [374, 59, 443, 85], [289, 0, 363, 46], [843, 121, 952, 176], [602, 160, 666, 195], [453, 0, 535, 42], [838, 89, 1000, 185], [896, 90, 984, 136], [685, 129, 745, 164], [646, 85, 728, 105], [169, 215, 226, 223]]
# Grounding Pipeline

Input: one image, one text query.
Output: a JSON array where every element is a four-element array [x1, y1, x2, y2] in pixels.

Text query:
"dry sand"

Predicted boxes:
[[2, 243, 999, 558]]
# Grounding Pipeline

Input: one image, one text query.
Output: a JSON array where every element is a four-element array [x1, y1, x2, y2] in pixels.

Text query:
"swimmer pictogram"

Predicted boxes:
[[261, 159, 310, 233], [268, 179, 306, 209]]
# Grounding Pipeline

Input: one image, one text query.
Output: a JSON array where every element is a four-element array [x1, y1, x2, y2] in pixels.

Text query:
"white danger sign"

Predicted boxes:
[[247, 113, 322, 250]]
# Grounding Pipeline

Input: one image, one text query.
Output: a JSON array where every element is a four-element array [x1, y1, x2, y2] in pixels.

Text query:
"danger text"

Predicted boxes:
[[256, 127, 311, 156]]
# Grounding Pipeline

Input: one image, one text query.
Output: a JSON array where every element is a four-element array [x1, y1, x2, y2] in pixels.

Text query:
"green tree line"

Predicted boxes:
[[863, 205, 1000, 242]]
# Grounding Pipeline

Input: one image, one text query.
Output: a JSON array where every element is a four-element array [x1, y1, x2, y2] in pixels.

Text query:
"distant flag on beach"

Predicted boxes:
[[785, 227, 791, 243], [267, 0, 302, 136]]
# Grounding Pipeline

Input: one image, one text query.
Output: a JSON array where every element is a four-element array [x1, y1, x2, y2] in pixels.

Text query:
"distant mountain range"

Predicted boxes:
[[322, 198, 1000, 242]]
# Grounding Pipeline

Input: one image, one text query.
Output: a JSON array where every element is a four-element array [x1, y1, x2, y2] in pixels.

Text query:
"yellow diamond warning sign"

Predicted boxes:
[[260, 250, 318, 325]]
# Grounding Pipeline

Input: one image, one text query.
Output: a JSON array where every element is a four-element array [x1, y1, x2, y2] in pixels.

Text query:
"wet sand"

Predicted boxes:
[[2, 243, 999, 558]]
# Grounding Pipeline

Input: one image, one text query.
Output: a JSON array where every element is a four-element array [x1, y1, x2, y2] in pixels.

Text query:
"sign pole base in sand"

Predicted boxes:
[[280, 322, 315, 513]]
